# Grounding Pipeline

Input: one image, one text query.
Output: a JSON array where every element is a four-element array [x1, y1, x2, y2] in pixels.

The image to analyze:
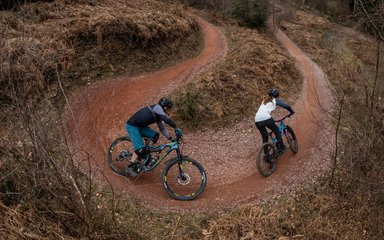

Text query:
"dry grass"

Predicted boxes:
[[203, 184, 382, 239], [0, 202, 65, 239], [0, 0, 201, 105]]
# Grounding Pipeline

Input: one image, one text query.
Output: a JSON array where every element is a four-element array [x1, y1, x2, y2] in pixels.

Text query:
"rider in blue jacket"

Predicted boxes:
[[255, 88, 294, 159], [126, 97, 177, 168]]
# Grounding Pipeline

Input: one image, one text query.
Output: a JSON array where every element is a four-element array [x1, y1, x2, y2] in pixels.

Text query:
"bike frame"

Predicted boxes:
[[141, 137, 182, 172], [269, 115, 289, 145]]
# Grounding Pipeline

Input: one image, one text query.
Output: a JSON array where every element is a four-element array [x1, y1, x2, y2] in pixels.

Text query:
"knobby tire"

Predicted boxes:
[[286, 126, 298, 153], [256, 142, 278, 177], [162, 157, 207, 201], [107, 136, 132, 176]]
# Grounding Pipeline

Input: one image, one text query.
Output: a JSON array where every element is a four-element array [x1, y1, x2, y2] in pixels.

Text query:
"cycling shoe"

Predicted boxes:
[[126, 164, 140, 177]]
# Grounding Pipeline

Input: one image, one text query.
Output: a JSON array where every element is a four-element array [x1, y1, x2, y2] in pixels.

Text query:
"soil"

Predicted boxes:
[[64, 16, 334, 213]]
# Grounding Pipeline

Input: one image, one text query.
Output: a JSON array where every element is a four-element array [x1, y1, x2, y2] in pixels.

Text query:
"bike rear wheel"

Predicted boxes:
[[285, 126, 298, 153], [107, 136, 134, 176], [162, 157, 207, 201], [256, 142, 278, 177]]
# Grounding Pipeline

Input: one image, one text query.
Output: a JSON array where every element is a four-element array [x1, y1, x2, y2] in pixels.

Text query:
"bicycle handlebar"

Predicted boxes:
[[274, 113, 293, 122], [176, 134, 183, 142], [174, 128, 183, 143]]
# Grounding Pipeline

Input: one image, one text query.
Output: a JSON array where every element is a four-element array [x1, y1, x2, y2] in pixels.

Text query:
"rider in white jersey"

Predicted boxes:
[[255, 88, 295, 158]]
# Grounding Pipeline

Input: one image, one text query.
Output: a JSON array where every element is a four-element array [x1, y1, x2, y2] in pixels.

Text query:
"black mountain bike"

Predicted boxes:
[[107, 130, 207, 201], [256, 114, 298, 177]]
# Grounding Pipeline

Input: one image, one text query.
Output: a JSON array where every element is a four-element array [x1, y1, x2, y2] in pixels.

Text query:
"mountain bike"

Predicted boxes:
[[107, 129, 207, 201], [256, 114, 298, 177]]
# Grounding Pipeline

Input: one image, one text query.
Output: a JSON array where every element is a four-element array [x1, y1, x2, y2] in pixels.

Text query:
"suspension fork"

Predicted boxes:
[[175, 148, 186, 177], [282, 127, 290, 144]]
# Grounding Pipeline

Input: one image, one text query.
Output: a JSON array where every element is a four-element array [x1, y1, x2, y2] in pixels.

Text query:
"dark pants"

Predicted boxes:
[[256, 118, 285, 152]]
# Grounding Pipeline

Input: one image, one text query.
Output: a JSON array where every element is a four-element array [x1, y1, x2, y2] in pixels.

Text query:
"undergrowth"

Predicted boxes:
[[0, 0, 201, 106]]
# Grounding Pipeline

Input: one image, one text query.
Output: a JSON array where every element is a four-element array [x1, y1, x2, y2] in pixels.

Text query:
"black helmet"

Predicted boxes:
[[268, 88, 279, 98], [159, 97, 173, 109]]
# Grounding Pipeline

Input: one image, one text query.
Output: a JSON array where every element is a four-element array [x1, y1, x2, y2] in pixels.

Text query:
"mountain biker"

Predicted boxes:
[[125, 97, 178, 171], [255, 88, 295, 159]]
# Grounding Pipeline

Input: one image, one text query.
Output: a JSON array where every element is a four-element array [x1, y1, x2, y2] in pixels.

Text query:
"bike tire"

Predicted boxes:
[[256, 142, 278, 177], [162, 157, 207, 201], [107, 136, 134, 176], [286, 126, 298, 153]]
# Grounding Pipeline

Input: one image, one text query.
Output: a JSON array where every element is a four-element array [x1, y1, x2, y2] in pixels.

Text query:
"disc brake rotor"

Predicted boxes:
[[178, 173, 190, 185], [118, 150, 131, 161]]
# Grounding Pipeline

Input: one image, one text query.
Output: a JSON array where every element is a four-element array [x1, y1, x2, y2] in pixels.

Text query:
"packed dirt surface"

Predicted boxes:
[[64, 17, 334, 212]]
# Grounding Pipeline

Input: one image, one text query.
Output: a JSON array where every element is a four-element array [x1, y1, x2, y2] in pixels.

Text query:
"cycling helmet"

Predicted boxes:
[[268, 88, 279, 98], [159, 97, 173, 109]]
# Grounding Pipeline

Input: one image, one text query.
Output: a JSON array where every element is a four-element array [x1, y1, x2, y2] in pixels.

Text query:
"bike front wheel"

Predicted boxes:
[[107, 136, 134, 176], [285, 126, 298, 153], [162, 157, 207, 201], [256, 142, 278, 177]]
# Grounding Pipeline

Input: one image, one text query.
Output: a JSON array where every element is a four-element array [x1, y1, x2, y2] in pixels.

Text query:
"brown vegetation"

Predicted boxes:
[[0, 0, 201, 105]]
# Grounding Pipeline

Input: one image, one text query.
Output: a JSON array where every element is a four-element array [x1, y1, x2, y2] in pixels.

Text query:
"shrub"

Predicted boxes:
[[0, 0, 54, 10], [176, 90, 198, 122], [232, 0, 269, 29]]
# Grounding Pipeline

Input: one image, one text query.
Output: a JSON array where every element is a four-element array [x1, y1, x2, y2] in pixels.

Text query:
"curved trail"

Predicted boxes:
[[64, 17, 333, 212]]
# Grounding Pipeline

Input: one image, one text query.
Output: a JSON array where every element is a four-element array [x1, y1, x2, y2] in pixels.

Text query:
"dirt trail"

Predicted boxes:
[[64, 17, 333, 212]]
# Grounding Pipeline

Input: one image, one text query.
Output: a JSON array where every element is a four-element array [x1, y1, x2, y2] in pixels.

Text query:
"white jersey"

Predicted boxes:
[[255, 98, 276, 122]]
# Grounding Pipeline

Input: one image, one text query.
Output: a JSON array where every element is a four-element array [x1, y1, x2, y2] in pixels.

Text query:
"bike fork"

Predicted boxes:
[[176, 150, 186, 179], [283, 129, 290, 147]]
